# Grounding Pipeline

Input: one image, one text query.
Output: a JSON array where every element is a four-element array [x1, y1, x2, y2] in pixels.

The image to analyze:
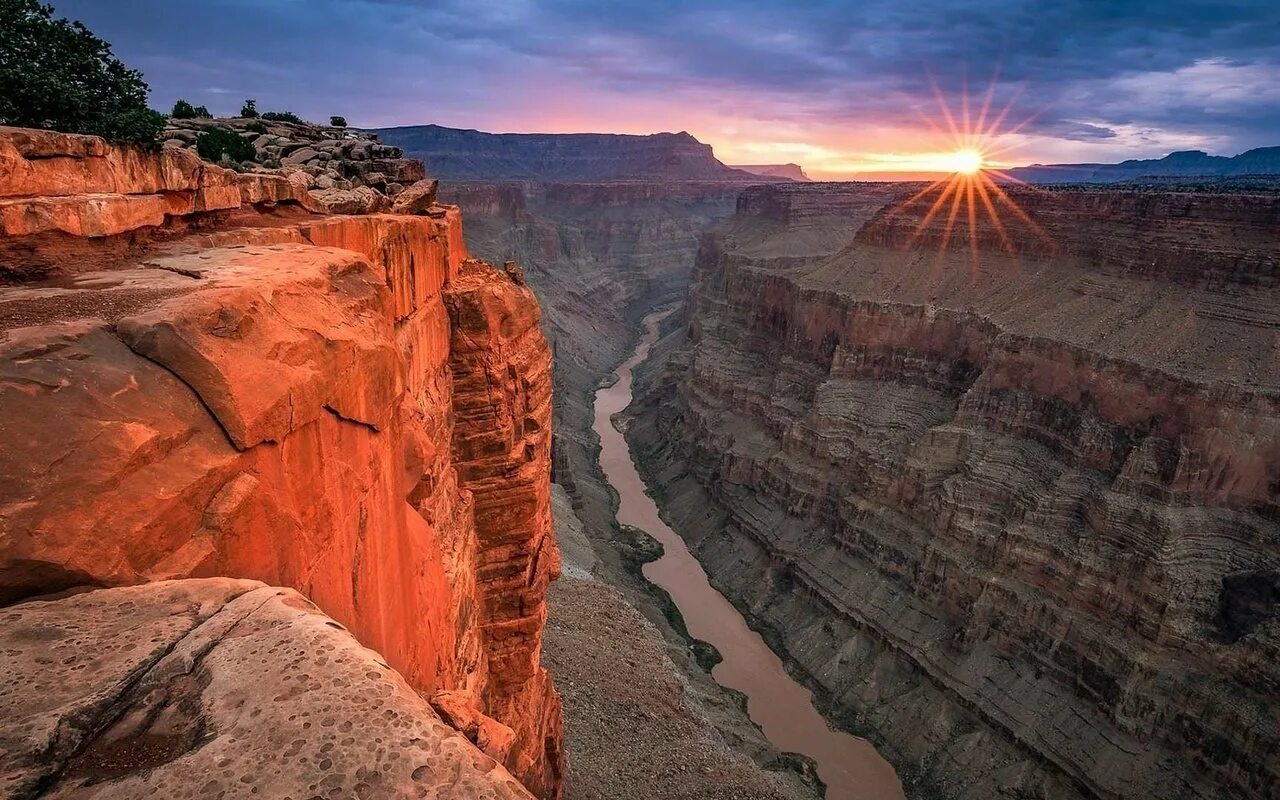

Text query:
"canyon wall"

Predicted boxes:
[[441, 180, 741, 543], [630, 182, 1280, 799], [0, 127, 562, 797], [443, 179, 820, 799]]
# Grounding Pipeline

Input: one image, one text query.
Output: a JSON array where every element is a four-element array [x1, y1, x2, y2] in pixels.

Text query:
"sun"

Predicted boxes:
[[880, 71, 1054, 262], [945, 148, 985, 175]]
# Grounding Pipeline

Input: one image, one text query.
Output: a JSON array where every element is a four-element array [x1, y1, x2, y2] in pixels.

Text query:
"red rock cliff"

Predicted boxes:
[[0, 127, 563, 797]]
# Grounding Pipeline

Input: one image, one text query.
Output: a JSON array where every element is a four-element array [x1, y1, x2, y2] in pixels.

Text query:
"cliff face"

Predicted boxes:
[[443, 179, 821, 798], [0, 127, 562, 797], [630, 182, 1280, 799], [374, 124, 772, 182], [441, 180, 741, 545]]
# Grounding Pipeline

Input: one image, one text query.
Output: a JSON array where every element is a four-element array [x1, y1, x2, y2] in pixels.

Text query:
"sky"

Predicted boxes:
[[51, 0, 1280, 179]]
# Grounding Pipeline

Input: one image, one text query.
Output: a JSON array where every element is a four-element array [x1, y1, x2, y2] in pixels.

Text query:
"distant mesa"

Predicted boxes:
[[729, 164, 812, 181], [372, 124, 791, 183], [1003, 146, 1280, 184]]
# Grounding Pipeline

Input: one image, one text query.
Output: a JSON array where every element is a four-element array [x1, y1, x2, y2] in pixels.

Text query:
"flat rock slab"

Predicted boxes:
[[0, 578, 532, 799]]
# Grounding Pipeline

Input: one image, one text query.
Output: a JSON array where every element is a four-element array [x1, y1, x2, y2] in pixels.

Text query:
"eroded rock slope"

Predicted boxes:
[[631, 182, 1280, 800], [0, 127, 562, 798]]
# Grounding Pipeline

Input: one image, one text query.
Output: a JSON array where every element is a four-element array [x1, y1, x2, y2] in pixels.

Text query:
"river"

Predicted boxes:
[[591, 310, 905, 800]]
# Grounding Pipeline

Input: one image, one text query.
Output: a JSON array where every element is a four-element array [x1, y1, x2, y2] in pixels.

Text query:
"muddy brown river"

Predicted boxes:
[[592, 310, 906, 800]]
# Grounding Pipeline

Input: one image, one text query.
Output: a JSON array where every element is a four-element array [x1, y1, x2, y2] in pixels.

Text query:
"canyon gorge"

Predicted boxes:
[[2, 116, 1278, 800], [627, 182, 1280, 800]]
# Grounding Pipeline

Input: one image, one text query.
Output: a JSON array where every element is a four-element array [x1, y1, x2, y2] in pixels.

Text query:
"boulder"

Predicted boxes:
[[282, 146, 320, 164], [310, 185, 390, 215], [391, 178, 440, 215]]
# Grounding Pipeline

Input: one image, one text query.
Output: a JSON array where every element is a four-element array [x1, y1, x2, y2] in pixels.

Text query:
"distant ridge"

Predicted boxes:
[[730, 163, 812, 181], [1003, 146, 1280, 184], [372, 124, 782, 182]]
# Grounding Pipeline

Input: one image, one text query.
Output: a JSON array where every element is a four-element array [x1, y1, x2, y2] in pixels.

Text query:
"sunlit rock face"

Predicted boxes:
[[0, 579, 535, 800], [0, 127, 563, 798], [630, 181, 1280, 800]]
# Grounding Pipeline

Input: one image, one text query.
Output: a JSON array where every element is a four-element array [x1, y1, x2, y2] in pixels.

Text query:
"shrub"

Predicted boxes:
[[192, 104, 212, 119], [195, 127, 256, 164], [261, 110, 303, 123], [245, 120, 268, 134], [171, 99, 196, 118], [240, 98, 258, 118], [329, 115, 347, 128], [0, 0, 165, 143]]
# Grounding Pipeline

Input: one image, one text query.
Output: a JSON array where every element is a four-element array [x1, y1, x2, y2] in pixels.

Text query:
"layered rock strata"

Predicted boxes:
[[444, 179, 822, 797], [1, 578, 534, 799], [0, 127, 562, 797], [630, 182, 1280, 800]]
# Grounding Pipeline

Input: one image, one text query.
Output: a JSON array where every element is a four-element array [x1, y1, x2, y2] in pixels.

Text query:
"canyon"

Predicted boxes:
[[627, 181, 1280, 799], [4, 116, 1278, 800], [440, 177, 833, 798], [0, 126, 561, 798]]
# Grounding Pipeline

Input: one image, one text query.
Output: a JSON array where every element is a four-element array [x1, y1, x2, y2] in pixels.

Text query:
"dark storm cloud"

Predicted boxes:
[[47, 0, 1280, 157]]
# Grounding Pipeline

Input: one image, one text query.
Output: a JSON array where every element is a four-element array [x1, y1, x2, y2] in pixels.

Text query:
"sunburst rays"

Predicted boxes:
[[890, 72, 1055, 261]]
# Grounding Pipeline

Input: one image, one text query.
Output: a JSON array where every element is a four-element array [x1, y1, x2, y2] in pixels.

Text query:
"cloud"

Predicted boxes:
[[46, 0, 1280, 171]]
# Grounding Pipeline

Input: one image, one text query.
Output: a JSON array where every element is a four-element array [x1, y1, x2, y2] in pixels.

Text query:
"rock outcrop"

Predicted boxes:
[[0, 126, 563, 798], [630, 182, 1280, 800], [1, 578, 534, 799], [162, 115, 424, 192], [375, 124, 780, 182]]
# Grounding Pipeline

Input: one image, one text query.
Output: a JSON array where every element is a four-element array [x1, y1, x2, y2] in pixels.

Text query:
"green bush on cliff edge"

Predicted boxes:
[[0, 0, 165, 143]]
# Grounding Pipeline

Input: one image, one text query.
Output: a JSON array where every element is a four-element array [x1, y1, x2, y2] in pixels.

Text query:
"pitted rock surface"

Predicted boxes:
[[0, 579, 533, 799]]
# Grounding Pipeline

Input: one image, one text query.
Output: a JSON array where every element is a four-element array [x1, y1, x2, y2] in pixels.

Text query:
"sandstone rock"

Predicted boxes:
[[310, 185, 390, 214], [1, 125, 205, 199], [0, 579, 534, 799], [391, 178, 440, 215], [0, 128, 563, 797], [431, 689, 519, 764], [283, 146, 321, 166]]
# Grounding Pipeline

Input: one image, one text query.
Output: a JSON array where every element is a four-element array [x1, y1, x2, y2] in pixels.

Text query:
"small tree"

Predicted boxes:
[[192, 104, 212, 118], [240, 98, 258, 118], [330, 115, 347, 128], [195, 127, 256, 164], [0, 0, 165, 143], [171, 99, 196, 118], [261, 110, 303, 123]]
